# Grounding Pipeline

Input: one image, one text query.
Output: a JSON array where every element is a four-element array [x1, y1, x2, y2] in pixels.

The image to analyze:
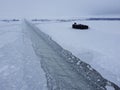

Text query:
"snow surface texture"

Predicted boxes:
[[0, 20, 119, 90], [24, 20, 120, 90], [37, 20, 120, 88], [0, 21, 47, 90], [23, 20, 109, 90]]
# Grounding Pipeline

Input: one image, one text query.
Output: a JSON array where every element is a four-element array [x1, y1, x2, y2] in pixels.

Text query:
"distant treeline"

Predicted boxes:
[[87, 18, 120, 21], [1, 18, 120, 23], [0, 19, 19, 22]]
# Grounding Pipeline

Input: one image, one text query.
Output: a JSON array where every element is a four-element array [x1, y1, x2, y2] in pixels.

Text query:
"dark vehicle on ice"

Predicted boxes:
[[72, 22, 89, 29]]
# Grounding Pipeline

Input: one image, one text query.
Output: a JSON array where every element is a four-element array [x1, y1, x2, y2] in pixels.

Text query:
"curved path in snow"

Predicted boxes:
[[23, 20, 120, 90]]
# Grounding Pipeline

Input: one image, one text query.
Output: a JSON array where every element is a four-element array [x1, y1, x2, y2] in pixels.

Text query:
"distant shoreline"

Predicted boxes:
[[87, 18, 120, 21]]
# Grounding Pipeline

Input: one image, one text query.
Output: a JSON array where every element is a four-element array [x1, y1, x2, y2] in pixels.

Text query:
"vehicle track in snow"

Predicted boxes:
[[23, 20, 120, 90]]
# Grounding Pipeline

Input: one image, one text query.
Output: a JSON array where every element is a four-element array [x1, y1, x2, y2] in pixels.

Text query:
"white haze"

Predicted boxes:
[[0, 0, 120, 18]]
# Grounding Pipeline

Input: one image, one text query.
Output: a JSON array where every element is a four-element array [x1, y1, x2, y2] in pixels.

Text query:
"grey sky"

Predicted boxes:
[[0, 0, 120, 18]]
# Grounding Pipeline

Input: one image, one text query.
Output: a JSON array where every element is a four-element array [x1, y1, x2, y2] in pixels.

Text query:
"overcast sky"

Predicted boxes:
[[0, 0, 120, 18]]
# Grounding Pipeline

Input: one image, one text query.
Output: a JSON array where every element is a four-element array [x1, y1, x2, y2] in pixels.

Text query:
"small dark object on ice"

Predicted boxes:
[[72, 22, 89, 29]]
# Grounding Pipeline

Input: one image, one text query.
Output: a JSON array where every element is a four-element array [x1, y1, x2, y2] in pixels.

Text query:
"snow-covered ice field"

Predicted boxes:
[[0, 19, 120, 90], [37, 20, 120, 87], [0, 21, 48, 90], [0, 0, 120, 90]]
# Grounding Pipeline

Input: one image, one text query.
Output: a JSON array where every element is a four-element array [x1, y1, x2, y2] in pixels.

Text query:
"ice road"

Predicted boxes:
[[22, 20, 120, 90]]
